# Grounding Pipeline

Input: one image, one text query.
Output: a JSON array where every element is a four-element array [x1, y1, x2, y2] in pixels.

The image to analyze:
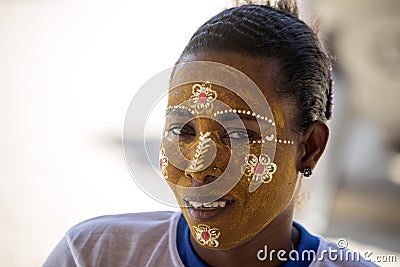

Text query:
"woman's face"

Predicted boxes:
[[161, 51, 301, 250]]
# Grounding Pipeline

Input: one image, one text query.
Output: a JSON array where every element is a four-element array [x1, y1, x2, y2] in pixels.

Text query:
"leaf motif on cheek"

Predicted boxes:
[[189, 132, 212, 172]]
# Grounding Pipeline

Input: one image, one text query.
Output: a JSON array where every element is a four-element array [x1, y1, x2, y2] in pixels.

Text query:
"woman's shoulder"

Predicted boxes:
[[67, 210, 181, 237], [43, 211, 183, 267]]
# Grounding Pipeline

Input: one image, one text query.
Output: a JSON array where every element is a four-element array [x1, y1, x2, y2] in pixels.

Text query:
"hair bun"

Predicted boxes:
[[231, 0, 299, 17]]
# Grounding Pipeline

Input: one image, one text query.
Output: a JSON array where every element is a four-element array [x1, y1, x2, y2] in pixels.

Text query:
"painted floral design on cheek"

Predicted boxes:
[[241, 154, 277, 185], [159, 147, 168, 179], [190, 82, 217, 113], [193, 224, 220, 248]]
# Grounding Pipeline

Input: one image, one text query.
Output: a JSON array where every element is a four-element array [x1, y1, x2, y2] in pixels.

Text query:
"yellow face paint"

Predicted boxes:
[[188, 132, 213, 172], [162, 59, 298, 250]]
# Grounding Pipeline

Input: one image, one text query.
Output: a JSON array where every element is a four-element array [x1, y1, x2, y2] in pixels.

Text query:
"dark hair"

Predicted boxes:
[[177, 1, 333, 133]]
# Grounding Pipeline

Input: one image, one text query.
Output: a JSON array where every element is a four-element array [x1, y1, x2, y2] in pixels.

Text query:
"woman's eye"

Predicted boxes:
[[171, 127, 191, 136], [225, 129, 255, 140], [167, 125, 195, 139]]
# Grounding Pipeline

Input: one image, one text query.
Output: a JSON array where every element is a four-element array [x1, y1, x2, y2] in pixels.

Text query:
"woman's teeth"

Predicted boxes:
[[188, 200, 226, 209]]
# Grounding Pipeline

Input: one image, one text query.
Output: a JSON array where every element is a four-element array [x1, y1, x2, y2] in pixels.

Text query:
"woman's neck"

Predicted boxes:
[[190, 203, 298, 267]]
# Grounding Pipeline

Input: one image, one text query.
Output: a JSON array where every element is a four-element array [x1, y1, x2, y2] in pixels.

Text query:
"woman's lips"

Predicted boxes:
[[183, 198, 235, 222]]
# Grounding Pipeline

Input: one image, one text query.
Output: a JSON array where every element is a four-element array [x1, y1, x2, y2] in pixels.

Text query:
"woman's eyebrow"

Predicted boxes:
[[166, 108, 194, 118], [215, 112, 256, 122]]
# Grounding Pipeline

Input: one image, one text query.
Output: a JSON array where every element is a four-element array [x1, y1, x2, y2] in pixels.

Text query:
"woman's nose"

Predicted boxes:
[[185, 168, 218, 186]]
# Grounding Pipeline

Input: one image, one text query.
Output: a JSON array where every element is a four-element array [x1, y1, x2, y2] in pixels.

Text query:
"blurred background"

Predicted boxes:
[[0, 0, 399, 266]]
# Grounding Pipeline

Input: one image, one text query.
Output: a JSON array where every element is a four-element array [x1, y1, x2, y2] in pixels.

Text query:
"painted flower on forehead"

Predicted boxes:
[[241, 154, 277, 190], [159, 147, 168, 179], [190, 81, 217, 113], [193, 224, 220, 248]]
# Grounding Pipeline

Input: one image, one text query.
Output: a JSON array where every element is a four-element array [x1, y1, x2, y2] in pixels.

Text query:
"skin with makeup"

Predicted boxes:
[[162, 51, 329, 266], [43, 1, 378, 266]]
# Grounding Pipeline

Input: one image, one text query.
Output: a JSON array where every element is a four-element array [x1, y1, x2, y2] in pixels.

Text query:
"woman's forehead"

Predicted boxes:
[[168, 83, 251, 109], [170, 52, 283, 108], [166, 58, 292, 130], [179, 51, 280, 93]]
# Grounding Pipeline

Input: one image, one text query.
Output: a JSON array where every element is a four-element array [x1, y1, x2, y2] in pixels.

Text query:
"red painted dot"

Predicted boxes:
[[201, 231, 210, 241], [254, 163, 265, 174], [159, 158, 163, 169], [198, 92, 207, 104]]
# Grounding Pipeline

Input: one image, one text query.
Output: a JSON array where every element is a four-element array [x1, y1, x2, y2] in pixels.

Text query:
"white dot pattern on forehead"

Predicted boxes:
[[166, 105, 295, 145], [213, 109, 275, 126], [251, 134, 294, 145], [167, 105, 189, 111]]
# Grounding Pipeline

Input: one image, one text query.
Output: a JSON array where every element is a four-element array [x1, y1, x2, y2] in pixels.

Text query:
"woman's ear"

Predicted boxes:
[[298, 120, 329, 171]]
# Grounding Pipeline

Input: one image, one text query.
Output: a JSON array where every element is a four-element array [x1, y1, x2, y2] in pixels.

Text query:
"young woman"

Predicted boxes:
[[44, 1, 377, 266]]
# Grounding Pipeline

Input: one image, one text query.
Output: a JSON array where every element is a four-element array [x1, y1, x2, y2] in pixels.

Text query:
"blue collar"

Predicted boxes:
[[176, 214, 319, 266]]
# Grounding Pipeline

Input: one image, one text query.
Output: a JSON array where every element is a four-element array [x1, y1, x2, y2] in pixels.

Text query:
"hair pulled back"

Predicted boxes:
[[178, 0, 333, 133]]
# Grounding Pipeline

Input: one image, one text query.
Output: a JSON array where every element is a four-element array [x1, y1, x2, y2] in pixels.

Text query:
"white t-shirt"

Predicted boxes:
[[43, 211, 378, 267]]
